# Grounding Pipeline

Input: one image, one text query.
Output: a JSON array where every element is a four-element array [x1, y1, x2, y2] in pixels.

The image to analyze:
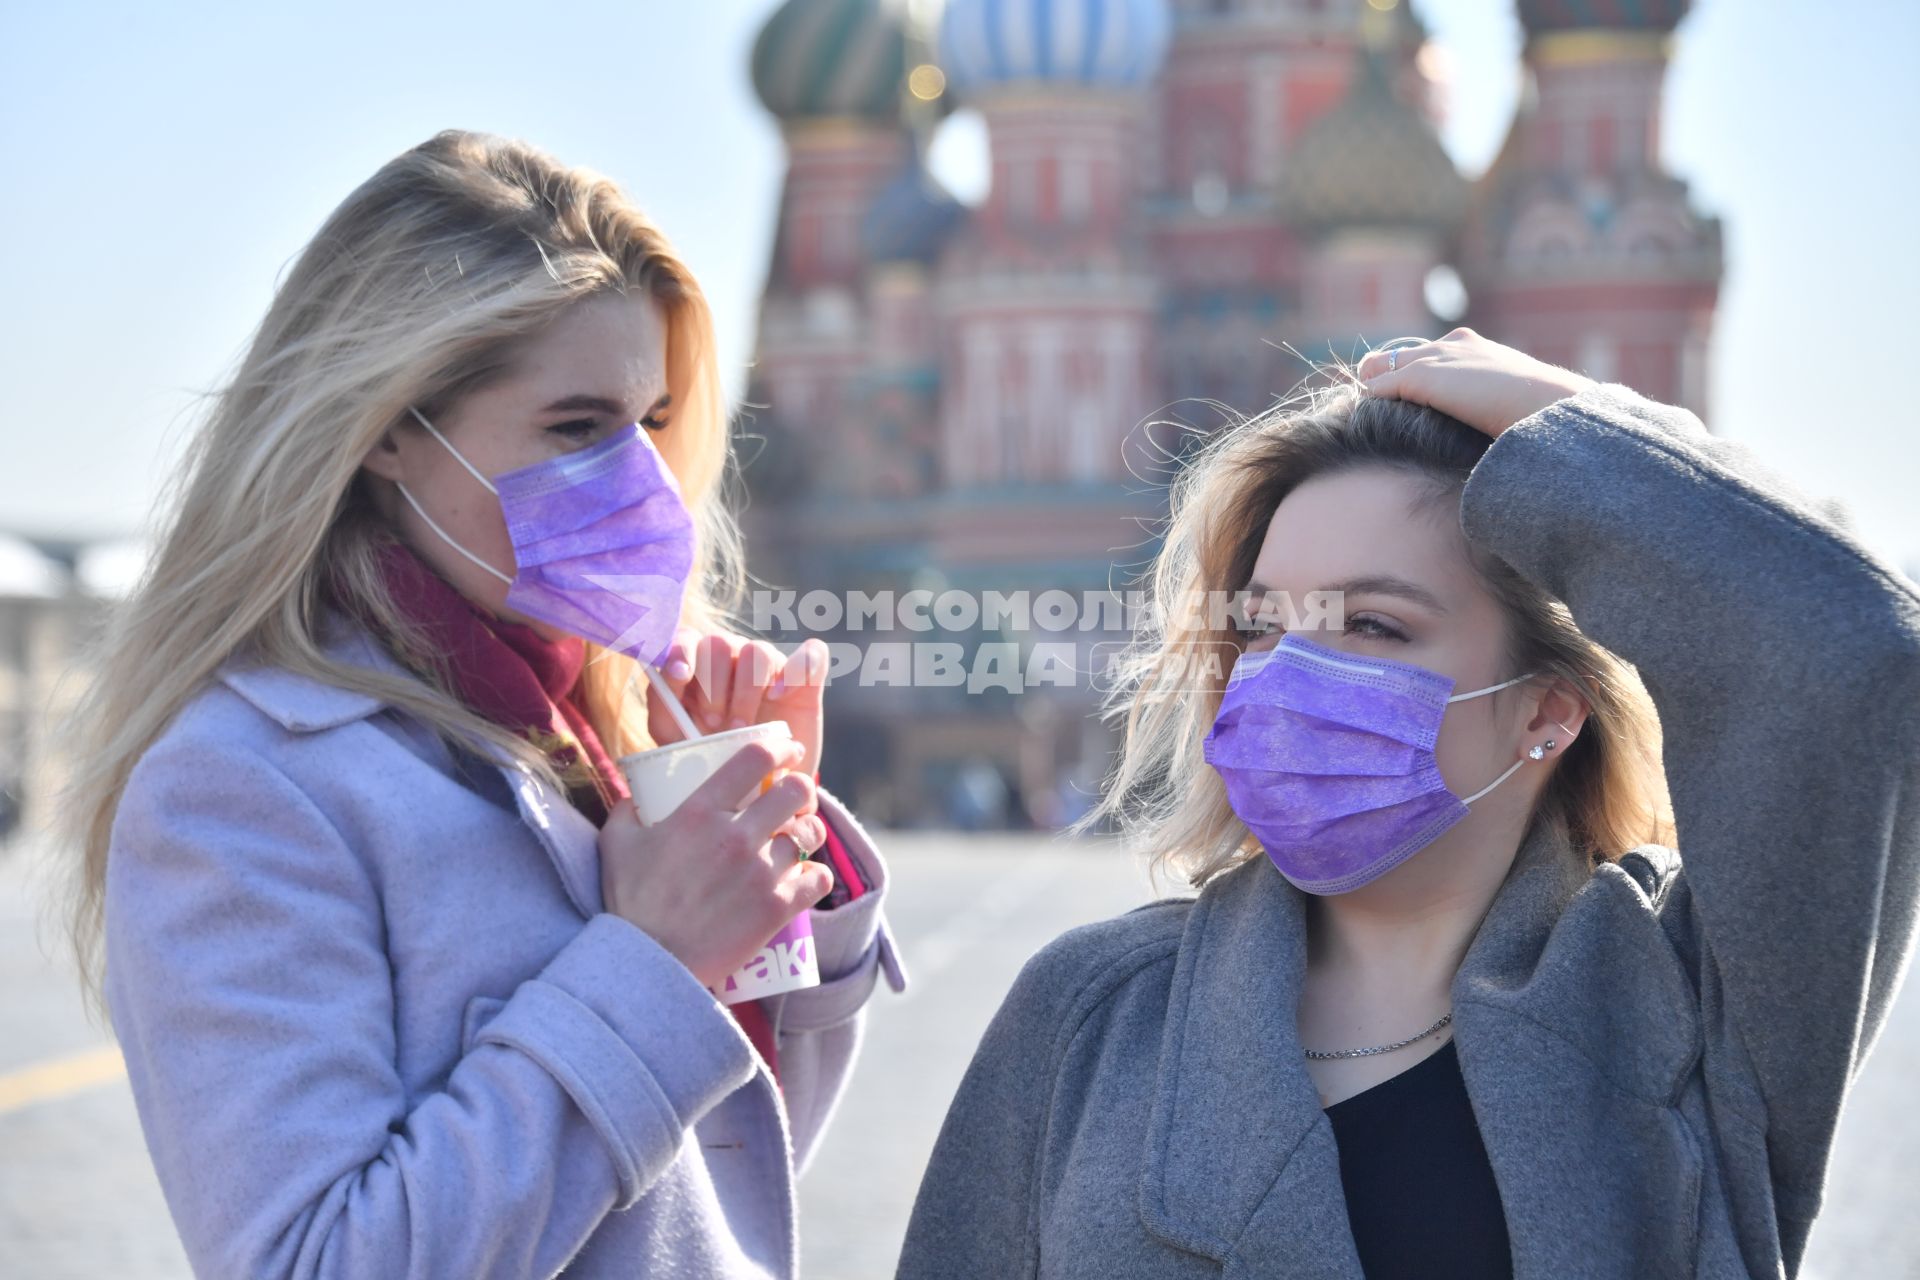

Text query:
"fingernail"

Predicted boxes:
[[728, 717, 747, 730], [666, 659, 692, 681]]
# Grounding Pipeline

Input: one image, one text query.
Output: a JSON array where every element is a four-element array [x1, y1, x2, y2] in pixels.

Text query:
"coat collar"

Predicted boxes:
[[215, 614, 394, 732], [215, 611, 609, 920], [1138, 814, 1612, 1272]]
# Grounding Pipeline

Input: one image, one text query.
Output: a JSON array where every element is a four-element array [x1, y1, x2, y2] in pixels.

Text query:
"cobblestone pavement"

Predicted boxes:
[[3, 835, 1915, 1278]]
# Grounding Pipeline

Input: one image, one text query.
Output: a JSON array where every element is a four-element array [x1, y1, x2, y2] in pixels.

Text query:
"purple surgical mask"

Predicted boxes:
[[1203, 632, 1538, 895], [395, 406, 696, 666]]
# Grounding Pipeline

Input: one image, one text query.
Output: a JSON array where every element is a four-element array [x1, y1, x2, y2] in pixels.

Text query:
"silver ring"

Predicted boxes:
[[1387, 349, 1399, 372]]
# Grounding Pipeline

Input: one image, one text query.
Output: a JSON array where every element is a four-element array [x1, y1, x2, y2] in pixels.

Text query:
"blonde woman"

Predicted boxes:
[[58, 129, 905, 1278], [897, 330, 1919, 1278]]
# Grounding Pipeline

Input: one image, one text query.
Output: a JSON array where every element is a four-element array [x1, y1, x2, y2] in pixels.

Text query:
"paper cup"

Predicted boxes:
[[615, 721, 820, 1005]]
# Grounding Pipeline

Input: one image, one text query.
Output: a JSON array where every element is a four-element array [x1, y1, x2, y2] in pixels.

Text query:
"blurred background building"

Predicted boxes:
[[0, 538, 138, 845], [738, 0, 1722, 830]]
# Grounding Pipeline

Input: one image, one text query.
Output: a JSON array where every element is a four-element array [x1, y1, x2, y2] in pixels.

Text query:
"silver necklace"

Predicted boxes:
[[1303, 1011, 1453, 1060]]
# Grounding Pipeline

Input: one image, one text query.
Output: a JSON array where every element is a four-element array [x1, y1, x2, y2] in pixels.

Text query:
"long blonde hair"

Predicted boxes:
[[1077, 381, 1676, 890], [56, 128, 746, 1020]]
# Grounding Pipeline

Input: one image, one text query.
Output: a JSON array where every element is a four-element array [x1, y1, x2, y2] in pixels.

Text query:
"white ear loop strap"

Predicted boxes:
[[394, 405, 514, 585], [1461, 756, 1528, 805], [1446, 671, 1535, 703], [1447, 669, 1550, 804], [408, 405, 498, 493], [394, 483, 514, 585]]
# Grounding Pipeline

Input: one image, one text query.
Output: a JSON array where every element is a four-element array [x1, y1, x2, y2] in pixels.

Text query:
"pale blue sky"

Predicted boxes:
[[3, 0, 1915, 573]]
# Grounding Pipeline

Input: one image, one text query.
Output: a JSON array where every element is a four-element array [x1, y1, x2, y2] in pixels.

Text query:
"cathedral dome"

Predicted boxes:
[[1518, 0, 1689, 37], [752, 0, 911, 124], [938, 0, 1171, 99], [1277, 53, 1467, 235], [862, 161, 966, 266]]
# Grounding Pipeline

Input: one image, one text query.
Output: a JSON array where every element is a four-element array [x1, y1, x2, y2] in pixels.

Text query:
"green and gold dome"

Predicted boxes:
[[1276, 52, 1467, 235]]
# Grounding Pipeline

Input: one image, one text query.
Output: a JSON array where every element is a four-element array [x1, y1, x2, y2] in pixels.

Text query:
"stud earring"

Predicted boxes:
[[1528, 738, 1556, 760]]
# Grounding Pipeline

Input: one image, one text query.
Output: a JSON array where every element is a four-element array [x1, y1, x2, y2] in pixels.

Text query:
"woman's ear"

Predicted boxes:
[[1533, 677, 1592, 750], [359, 420, 408, 484]]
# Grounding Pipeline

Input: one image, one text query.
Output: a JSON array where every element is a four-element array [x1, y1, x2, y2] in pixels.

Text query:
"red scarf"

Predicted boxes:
[[352, 541, 783, 1082]]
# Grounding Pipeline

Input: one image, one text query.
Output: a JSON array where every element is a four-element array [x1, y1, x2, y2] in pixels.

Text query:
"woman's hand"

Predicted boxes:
[[1357, 328, 1596, 439], [647, 630, 831, 783], [598, 735, 834, 989]]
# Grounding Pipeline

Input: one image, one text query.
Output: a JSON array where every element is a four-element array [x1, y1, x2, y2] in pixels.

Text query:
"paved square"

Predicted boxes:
[[3, 835, 1914, 1278]]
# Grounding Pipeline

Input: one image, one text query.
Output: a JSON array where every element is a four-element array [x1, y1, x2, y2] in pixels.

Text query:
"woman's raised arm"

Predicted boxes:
[[1370, 332, 1920, 1217]]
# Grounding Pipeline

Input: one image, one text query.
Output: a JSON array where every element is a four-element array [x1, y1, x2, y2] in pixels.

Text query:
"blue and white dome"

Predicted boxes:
[[938, 0, 1172, 99]]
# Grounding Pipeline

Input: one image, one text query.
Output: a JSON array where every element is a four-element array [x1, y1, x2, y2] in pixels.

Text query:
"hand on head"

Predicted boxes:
[[1358, 328, 1596, 439]]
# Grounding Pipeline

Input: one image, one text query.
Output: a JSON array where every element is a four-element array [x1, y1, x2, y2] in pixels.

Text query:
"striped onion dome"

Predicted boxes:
[[1519, 0, 1688, 36], [938, 0, 1171, 99], [751, 0, 911, 124]]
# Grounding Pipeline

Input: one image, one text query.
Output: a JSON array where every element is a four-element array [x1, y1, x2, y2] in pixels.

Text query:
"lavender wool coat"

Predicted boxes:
[[103, 615, 908, 1279]]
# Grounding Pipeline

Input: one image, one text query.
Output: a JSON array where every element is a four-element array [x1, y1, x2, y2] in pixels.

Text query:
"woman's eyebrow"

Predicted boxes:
[[539, 391, 672, 415], [1245, 574, 1450, 614]]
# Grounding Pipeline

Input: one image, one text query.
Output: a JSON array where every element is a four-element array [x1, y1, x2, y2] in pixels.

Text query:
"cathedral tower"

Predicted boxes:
[[1461, 0, 1721, 414]]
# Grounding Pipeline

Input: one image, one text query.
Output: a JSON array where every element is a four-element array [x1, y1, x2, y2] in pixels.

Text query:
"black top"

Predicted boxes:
[[1321, 1037, 1514, 1279]]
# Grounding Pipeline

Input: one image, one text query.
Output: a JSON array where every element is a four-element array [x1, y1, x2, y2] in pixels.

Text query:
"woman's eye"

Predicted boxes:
[[641, 414, 670, 432], [1348, 614, 1407, 642], [547, 419, 599, 441]]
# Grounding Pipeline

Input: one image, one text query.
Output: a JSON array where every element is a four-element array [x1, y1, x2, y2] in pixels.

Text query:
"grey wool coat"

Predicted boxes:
[[896, 384, 1920, 1280]]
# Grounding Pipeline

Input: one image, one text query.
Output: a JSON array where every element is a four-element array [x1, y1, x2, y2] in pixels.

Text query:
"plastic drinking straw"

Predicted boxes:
[[639, 660, 703, 741]]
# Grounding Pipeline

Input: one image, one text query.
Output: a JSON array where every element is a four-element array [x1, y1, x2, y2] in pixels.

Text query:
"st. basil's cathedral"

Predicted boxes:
[[740, 0, 1721, 828]]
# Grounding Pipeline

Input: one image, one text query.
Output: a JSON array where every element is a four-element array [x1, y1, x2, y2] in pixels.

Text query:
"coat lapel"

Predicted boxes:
[[222, 615, 611, 922], [469, 735, 608, 921], [1139, 816, 1611, 1274], [1449, 820, 1705, 1277], [1139, 851, 1364, 1274]]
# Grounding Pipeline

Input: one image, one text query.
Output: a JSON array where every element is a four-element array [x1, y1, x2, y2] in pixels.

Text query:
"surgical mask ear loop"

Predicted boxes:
[[1447, 669, 1540, 805], [1460, 756, 1528, 804], [407, 405, 499, 494], [393, 406, 513, 586], [1445, 671, 1536, 703]]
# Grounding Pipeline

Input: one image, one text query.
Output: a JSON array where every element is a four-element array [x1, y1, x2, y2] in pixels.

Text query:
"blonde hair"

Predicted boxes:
[[56, 128, 746, 1020], [1077, 381, 1676, 890]]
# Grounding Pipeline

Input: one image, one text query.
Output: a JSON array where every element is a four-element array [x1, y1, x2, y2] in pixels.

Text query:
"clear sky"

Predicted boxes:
[[3, 0, 1916, 575]]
